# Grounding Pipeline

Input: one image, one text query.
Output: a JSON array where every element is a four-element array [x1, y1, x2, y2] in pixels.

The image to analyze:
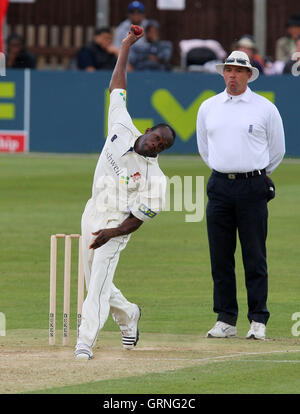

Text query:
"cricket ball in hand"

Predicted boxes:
[[132, 25, 143, 35]]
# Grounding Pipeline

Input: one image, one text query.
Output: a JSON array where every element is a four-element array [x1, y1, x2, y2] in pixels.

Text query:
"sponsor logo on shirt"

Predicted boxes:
[[104, 147, 122, 176], [130, 172, 141, 182], [111, 134, 118, 142], [138, 203, 157, 218]]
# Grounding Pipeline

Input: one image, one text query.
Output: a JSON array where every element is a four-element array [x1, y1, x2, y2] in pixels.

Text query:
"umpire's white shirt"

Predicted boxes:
[[196, 87, 285, 175], [87, 88, 166, 231]]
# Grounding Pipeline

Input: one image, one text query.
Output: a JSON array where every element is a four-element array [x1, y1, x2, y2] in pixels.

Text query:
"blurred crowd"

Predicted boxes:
[[5, 1, 300, 76]]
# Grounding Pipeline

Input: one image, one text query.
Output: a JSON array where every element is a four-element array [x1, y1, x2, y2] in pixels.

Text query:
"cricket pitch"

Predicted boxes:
[[1, 329, 300, 394]]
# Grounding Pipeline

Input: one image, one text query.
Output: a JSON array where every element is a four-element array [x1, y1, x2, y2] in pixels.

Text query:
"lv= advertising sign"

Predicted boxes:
[[0, 62, 30, 153]]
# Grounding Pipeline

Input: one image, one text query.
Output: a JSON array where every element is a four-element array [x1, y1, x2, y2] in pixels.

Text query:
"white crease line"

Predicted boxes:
[[1, 349, 300, 364], [107, 349, 300, 363], [185, 349, 300, 363], [137, 349, 300, 363], [219, 349, 300, 357], [230, 360, 300, 363], [83, 349, 300, 363]]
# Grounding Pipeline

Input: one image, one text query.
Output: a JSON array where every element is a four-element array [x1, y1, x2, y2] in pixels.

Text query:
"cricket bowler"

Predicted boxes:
[[75, 25, 176, 359]]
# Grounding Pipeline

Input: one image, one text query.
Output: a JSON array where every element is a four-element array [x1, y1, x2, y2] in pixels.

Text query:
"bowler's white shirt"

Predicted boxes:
[[88, 88, 166, 230], [196, 87, 285, 174]]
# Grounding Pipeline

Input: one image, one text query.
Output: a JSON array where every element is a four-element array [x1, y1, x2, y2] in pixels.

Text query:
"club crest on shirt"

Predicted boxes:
[[120, 90, 126, 102], [130, 172, 141, 182], [111, 134, 118, 142], [120, 175, 129, 185]]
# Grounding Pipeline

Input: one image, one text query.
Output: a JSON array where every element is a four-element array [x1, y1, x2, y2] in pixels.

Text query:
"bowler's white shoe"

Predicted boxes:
[[74, 342, 94, 360], [246, 321, 266, 340], [206, 321, 237, 338], [120, 305, 141, 350]]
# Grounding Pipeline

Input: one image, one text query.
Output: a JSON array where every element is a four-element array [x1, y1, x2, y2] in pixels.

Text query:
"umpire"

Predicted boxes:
[[197, 51, 285, 340]]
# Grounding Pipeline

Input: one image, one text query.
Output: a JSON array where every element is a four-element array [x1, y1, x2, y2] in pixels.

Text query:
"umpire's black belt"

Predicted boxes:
[[213, 169, 266, 180]]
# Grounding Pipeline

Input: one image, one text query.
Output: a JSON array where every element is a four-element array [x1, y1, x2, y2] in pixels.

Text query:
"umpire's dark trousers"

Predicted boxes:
[[206, 170, 270, 326]]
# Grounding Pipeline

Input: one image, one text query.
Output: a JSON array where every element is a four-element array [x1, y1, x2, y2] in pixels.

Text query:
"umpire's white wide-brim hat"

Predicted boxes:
[[215, 50, 259, 83]]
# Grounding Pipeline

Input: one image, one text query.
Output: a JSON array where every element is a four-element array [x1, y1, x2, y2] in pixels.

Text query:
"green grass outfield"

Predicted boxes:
[[0, 153, 300, 394]]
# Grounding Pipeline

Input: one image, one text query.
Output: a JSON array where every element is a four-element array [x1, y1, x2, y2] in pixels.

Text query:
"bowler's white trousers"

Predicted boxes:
[[78, 201, 137, 348]]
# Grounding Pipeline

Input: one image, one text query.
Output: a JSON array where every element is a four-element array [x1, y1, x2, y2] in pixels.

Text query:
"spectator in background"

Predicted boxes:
[[113, 1, 149, 49], [236, 35, 264, 73], [6, 34, 36, 69], [276, 14, 300, 62], [77, 28, 118, 71], [283, 35, 300, 75], [129, 21, 172, 71]]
